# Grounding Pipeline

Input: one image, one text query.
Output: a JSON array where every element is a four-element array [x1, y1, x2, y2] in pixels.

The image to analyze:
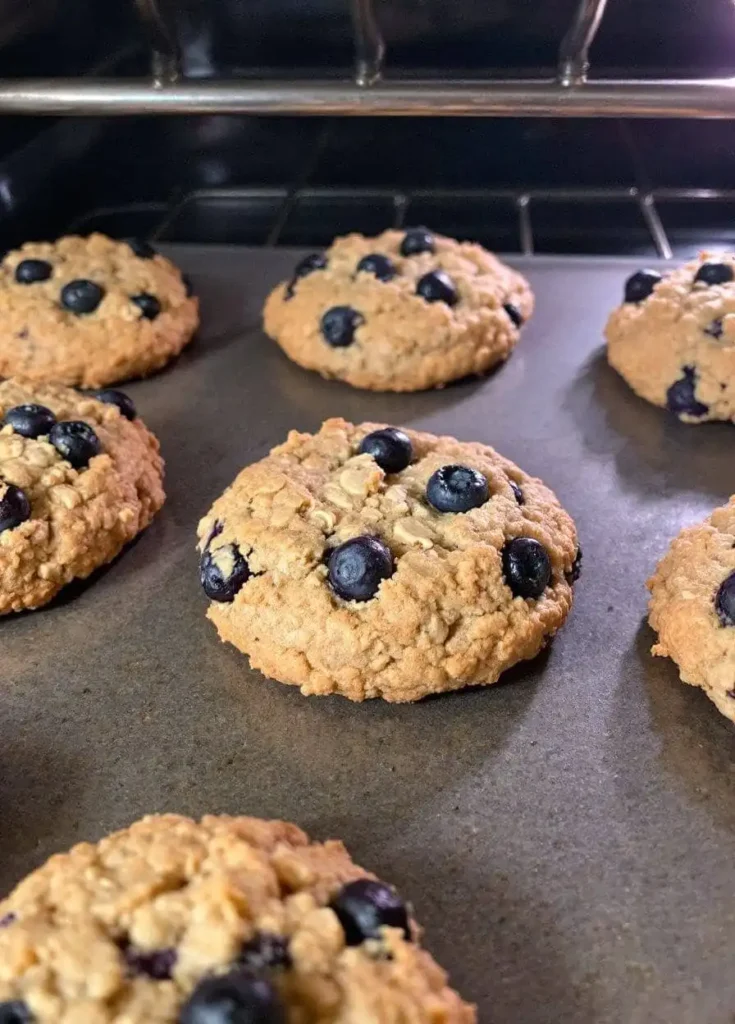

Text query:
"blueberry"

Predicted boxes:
[[327, 536, 393, 602], [3, 403, 56, 438], [49, 421, 101, 469], [416, 270, 458, 307], [623, 269, 661, 303], [123, 943, 177, 979], [567, 546, 583, 584], [504, 302, 523, 327], [239, 933, 291, 972], [509, 479, 524, 505], [502, 537, 552, 599], [330, 879, 410, 946], [704, 318, 723, 339], [131, 292, 161, 320], [127, 238, 156, 259], [91, 389, 136, 421], [0, 913, 16, 928], [358, 427, 413, 474], [60, 279, 104, 315], [426, 465, 489, 514], [356, 253, 396, 282], [0, 484, 31, 534], [285, 252, 327, 299], [15, 258, 52, 284], [694, 261, 733, 286], [0, 1001, 32, 1023], [666, 366, 709, 419], [320, 306, 363, 347], [180, 972, 284, 1024], [200, 544, 251, 602], [715, 570, 735, 626], [400, 228, 435, 257], [182, 273, 195, 297]]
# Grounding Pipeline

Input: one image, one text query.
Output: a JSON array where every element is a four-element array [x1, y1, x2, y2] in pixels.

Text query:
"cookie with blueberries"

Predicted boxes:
[[263, 228, 533, 392], [0, 813, 474, 1023], [605, 254, 735, 423], [0, 233, 198, 387], [197, 418, 578, 702], [0, 377, 164, 613], [648, 496, 735, 722]]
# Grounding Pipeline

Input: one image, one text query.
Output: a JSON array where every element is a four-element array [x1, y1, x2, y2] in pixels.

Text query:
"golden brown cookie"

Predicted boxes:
[[0, 233, 198, 386], [197, 418, 579, 702], [0, 378, 164, 612], [0, 813, 474, 1024], [263, 228, 532, 392], [606, 255, 735, 423], [648, 497, 735, 722]]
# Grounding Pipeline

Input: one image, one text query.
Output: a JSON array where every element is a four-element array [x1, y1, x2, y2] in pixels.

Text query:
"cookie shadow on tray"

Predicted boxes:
[[563, 346, 734, 502], [613, 617, 735, 836]]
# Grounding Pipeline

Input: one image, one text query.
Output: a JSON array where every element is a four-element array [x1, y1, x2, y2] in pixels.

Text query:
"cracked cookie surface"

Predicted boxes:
[[263, 229, 533, 392], [197, 418, 578, 702], [648, 497, 735, 722], [606, 254, 735, 423], [0, 813, 474, 1024], [0, 233, 198, 387], [0, 378, 164, 612]]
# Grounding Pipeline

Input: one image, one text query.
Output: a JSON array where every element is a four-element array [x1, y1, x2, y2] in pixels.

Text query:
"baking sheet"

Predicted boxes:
[[2, 247, 735, 1024]]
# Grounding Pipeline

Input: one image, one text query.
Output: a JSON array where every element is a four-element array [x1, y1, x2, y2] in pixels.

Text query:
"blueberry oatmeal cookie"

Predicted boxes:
[[0, 813, 474, 1023], [263, 228, 533, 392], [606, 254, 735, 423], [0, 377, 164, 613], [0, 233, 198, 387], [648, 497, 735, 722], [197, 418, 579, 702]]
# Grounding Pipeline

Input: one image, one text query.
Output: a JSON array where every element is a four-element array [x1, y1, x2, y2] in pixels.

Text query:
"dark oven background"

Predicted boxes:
[[0, 0, 734, 255]]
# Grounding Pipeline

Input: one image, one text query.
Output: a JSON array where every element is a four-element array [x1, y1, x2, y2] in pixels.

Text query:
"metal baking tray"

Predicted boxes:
[[2, 247, 734, 1024]]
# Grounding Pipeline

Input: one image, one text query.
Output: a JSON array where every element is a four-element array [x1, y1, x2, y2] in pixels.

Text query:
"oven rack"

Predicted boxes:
[[2, 0, 735, 119]]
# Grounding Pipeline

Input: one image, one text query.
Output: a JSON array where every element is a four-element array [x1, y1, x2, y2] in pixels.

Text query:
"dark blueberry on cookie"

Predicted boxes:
[[127, 238, 156, 259], [60, 279, 104, 315], [91, 388, 136, 420], [49, 420, 101, 469], [327, 536, 393, 602], [131, 292, 161, 320], [359, 427, 413, 474], [356, 253, 397, 282], [3, 403, 56, 438], [704, 318, 723, 339], [509, 479, 524, 505], [0, 1001, 32, 1023], [15, 258, 52, 284], [666, 366, 709, 419], [285, 252, 327, 298], [320, 306, 364, 347], [694, 261, 733, 286], [330, 879, 410, 946], [502, 537, 552, 599], [239, 933, 292, 972], [416, 270, 458, 307], [0, 484, 31, 534], [400, 227, 435, 257], [715, 570, 735, 626], [180, 972, 284, 1024], [123, 943, 177, 979], [623, 269, 661, 303], [504, 302, 523, 327], [200, 544, 251, 602], [426, 465, 489, 514], [0, 913, 16, 928]]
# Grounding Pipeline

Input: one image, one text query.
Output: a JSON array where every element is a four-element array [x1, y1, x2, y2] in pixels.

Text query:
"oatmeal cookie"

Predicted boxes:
[[0, 233, 198, 386], [263, 228, 532, 392], [197, 418, 579, 702], [0, 813, 474, 1024]]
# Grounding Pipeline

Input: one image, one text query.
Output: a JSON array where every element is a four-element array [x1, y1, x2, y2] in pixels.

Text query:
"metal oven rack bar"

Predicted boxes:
[[0, 0, 735, 118]]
